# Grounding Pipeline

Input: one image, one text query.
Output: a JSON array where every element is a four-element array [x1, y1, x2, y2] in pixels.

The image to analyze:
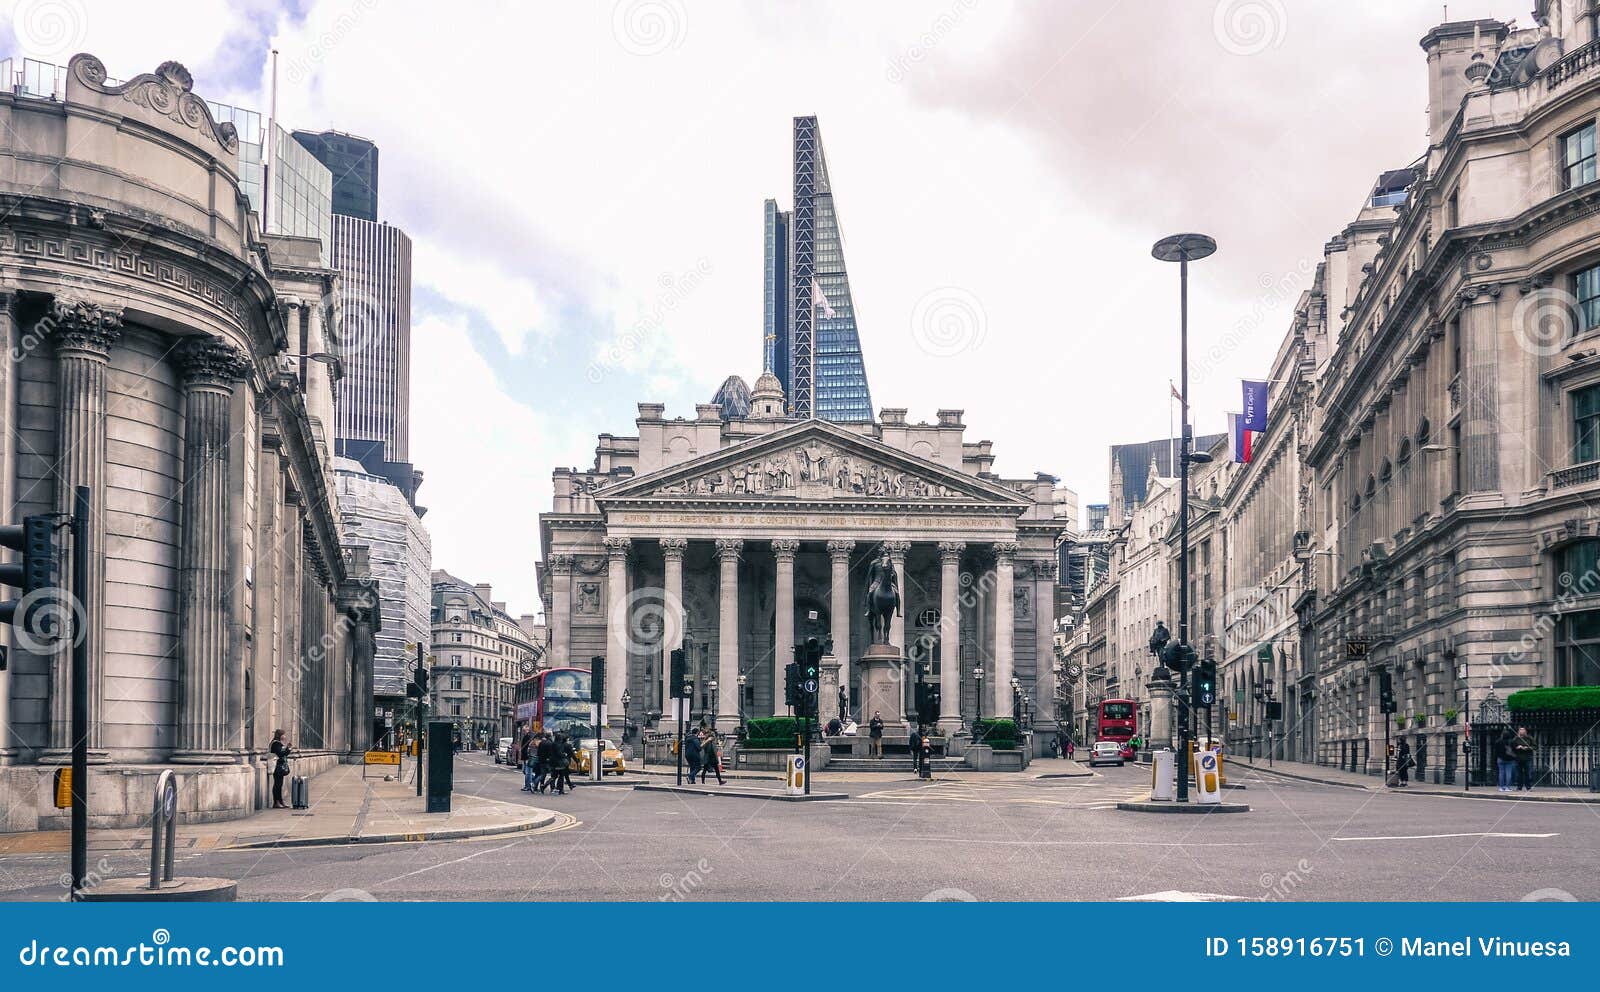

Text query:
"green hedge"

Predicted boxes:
[[747, 716, 801, 739], [972, 718, 1018, 749], [1507, 686, 1600, 711]]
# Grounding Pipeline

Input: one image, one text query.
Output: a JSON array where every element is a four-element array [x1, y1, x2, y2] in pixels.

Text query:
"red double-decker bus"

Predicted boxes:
[[513, 667, 593, 737], [1097, 698, 1137, 743]]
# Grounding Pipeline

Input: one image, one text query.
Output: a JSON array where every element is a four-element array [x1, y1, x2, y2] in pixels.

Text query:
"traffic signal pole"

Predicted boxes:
[[415, 642, 425, 798]]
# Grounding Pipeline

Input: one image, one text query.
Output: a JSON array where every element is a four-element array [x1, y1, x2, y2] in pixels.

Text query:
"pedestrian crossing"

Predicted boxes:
[[856, 778, 1151, 810]]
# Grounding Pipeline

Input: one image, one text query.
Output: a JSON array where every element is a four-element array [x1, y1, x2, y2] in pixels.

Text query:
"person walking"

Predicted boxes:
[[869, 711, 884, 758], [556, 734, 577, 793], [684, 727, 703, 783], [1512, 726, 1536, 791], [909, 724, 922, 775], [1495, 728, 1518, 792], [269, 729, 292, 809], [699, 730, 725, 785], [520, 732, 537, 792], [535, 733, 558, 794], [1396, 739, 1412, 787]]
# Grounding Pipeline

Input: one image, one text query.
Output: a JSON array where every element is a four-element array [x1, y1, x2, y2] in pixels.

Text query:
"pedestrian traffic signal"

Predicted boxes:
[[915, 682, 943, 723], [590, 655, 606, 704], [1195, 659, 1217, 707], [803, 637, 822, 680], [1378, 668, 1396, 714], [408, 664, 429, 699], [0, 515, 59, 668], [670, 648, 687, 698]]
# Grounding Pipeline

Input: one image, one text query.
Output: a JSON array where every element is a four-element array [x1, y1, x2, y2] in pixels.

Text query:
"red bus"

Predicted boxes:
[[513, 667, 593, 737], [1097, 698, 1136, 743]]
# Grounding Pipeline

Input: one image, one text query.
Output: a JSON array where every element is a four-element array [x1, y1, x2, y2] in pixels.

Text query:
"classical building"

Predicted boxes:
[[430, 571, 545, 742], [0, 54, 378, 830], [539, 375, 1065, 747]]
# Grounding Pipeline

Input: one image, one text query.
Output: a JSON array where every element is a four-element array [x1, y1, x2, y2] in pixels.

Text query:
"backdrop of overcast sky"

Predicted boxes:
[[1, 0, 1516, 614]]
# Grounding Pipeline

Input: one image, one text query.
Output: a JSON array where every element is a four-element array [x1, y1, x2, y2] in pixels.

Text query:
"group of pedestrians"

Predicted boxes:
[[518, 730, 577, 796], [682, 726, 725, 785]]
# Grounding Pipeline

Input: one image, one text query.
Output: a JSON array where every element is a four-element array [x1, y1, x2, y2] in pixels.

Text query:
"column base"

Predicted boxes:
[[168, 751, 244, 765], [38, 749, 112, 766], [715, 713, 741, 734]]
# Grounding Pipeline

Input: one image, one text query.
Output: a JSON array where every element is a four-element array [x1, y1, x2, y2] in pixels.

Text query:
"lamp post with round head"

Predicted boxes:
[[1152, 231, 1217, 803]]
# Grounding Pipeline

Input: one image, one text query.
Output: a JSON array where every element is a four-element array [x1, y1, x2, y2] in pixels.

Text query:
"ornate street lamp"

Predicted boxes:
[[1010, 675, 1022, 727], [708, 678, 719, 733], [973, 665, 986, 735], [1152, 231, 1218, 802], [736, 673, 747, 735], [621, 688, 632, 745]]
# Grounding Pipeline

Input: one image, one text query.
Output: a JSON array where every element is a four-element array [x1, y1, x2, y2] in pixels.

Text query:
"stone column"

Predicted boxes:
[[827, 539, 854, 716], [938, 542, 965, 734], [603, 537, 631, 728], [884, 541, 911, 657], [1148, 669, 1176, 751], [1033, 559, 1058, 735], [771, 538, 800, 714], [660, 538, 688, 718], [46, 299, 122, 760], [172, 336, 250, 762], [0, 293, 17, 762], [714, 538, 742, 730], [549, 554, 573, 666], [993, 541, 1018, 719]]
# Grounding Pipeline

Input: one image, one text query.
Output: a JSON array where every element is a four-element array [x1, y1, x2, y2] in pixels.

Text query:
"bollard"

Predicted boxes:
[[149, 770, 177, 889]]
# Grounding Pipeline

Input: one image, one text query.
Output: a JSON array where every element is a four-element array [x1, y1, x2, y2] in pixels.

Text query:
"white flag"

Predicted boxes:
[[811, 277, 836, 318]]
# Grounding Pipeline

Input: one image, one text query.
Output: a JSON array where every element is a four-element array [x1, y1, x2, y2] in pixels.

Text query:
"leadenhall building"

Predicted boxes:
[[538, 372, 1067, 747]]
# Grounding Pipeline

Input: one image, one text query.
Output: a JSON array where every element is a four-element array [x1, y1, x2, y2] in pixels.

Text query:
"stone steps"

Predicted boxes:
[[824, 756, 964, 773]]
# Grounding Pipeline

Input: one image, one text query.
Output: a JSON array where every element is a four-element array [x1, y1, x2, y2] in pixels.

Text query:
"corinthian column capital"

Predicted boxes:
[[771, 537, 801, 559], [882, 539, 911, 562], [548, 553, 575, 575], [714, 537, 743, 561], [51, 297, 124, 359], [827, 539, 854, 562], [660, 537, 689, 560], [993, 540, 1019, 563], [938, 541, 967, 562], [175, 335, 250, 389], [603, 536, 632, 561]]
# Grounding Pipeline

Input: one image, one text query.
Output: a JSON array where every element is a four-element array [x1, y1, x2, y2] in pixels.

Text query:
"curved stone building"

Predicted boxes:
[[0, 55, 377, 829]]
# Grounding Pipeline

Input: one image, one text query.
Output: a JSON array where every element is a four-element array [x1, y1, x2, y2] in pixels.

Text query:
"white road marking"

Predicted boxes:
[[1332, 831, 1559, 842], [1118, 890, 1254, 902]]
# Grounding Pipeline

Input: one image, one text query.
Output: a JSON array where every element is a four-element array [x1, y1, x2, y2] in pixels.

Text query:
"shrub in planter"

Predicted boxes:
[[1444, 708, 1459, 725], [738, 716, 803, 750], [972, 718, 1018, 749]]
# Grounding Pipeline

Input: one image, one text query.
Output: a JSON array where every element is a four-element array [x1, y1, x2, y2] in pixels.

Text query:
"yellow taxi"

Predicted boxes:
[[574, 738, 626, 776]]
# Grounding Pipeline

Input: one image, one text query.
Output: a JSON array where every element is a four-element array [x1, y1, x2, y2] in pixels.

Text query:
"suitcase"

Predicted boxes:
[[290, 775, 309, 809]]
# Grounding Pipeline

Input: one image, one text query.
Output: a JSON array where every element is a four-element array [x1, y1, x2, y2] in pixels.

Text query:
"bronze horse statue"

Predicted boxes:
[[863, 551, 901, 645]]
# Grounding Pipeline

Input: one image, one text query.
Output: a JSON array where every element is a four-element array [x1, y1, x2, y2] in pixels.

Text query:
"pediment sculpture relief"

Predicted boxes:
[[653, 442, 963, 499]]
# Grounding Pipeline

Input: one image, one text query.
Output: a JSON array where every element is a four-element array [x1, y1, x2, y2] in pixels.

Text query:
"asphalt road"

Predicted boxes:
[[3, 754, 1595, 902]]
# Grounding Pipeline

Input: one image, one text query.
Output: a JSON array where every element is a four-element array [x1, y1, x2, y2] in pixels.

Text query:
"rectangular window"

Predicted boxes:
[[1563, 122, 1598, 189], [1574, 383, 1600, 463], [1556, 609, 1600, 686], [1578, 266, 1600, 331]]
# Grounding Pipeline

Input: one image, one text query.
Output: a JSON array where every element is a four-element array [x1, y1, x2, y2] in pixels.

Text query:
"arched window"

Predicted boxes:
[[1380, 460, 1393, 485], [1396, 438, 1411, 464], [1416, 418, 1431, 446], [1365, 475, 1377, 498]]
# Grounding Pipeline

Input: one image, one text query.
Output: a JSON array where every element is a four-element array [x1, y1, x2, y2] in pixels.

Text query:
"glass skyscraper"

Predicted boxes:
[[762, 116, 873, 421]]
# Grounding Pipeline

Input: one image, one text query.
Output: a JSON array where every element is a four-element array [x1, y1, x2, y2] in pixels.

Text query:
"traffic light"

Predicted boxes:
[[1195, 658, 1217, 707], [1378, 668, 1396, 714], [784, 653, 802, 709], [408, 663, 429, 699], [590, 655, 606, 704], [803, 637, 822, 680], [915, 682, 943, 723], [670, 648, 687, 698], [0, 515, 59, 667]]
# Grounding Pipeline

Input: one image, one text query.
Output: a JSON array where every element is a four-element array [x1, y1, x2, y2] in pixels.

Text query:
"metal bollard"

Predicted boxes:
[[148, 770, 177, 890]]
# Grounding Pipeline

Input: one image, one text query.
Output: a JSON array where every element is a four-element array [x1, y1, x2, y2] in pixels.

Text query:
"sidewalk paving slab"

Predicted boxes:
[[1235, 757, 1600, 804], [633, 783, 849, 802]]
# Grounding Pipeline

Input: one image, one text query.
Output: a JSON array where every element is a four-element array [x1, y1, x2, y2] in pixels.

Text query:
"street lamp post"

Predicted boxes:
[[1152, 231, 1217, 803], [736, 673, 747, 736], [708, 679, 719, 734], [1010, 675, 1021, 728], [621, 688, 632, 747]]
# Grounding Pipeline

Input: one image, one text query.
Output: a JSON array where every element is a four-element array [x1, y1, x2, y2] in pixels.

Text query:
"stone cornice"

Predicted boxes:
[[70, 55, 239, 156]]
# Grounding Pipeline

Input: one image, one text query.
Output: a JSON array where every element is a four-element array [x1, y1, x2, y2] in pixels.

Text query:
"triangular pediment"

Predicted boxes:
[[596, 420, 1027, 507]]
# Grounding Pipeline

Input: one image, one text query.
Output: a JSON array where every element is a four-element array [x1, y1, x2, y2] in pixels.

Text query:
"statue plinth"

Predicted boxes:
[[819, 654, 844, 723], [858, 642, 906, 730]]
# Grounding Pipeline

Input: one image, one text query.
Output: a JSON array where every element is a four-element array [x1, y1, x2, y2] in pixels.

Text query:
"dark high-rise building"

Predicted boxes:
[[761, 116, 873, 421], [292, 129, 379, 221]]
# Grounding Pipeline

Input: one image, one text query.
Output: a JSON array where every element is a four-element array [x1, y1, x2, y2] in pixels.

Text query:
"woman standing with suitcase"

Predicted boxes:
[[270, 729, 292, 809]]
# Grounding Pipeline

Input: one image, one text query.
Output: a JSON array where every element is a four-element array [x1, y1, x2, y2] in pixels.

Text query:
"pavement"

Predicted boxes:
[[0, 758, 559, 858], [1233, 756, 1600, 804]]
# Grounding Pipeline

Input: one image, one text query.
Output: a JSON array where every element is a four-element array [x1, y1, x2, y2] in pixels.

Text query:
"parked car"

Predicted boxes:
[[1088, 740, 1125, 768], [493, 737, 514, 764], [574, 738, 626, 776]]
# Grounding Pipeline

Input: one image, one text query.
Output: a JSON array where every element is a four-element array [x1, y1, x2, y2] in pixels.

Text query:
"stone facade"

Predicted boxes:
[[430, 571, 544, 742], [539, 393, 1066, 747], [0, 55, 377, 830]]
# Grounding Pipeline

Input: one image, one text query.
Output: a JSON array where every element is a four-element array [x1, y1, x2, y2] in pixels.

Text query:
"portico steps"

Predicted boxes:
[[823, 756, 964, 773]]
